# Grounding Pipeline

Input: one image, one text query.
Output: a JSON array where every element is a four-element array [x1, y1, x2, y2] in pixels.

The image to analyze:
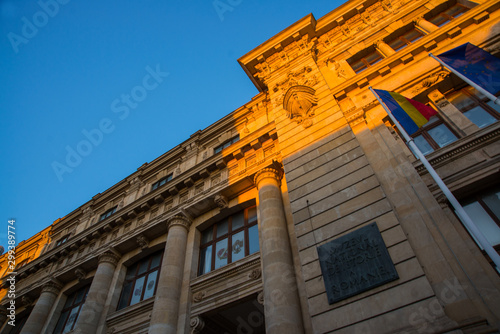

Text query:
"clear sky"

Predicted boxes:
[[0, 0, 342, 247]]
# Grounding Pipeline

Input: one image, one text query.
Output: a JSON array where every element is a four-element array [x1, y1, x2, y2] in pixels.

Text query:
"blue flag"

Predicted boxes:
[[437, 43, 500, 95]]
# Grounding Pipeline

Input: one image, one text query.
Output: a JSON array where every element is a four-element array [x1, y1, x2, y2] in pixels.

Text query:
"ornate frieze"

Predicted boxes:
[[271, 66, 319, 107]]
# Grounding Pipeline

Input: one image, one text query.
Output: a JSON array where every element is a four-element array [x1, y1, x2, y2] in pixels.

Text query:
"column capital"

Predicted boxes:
[[41, 278, 63, 295], [166, 215, 192, 232], [98, 249, 121, 266], [253, 167, 282, 187]]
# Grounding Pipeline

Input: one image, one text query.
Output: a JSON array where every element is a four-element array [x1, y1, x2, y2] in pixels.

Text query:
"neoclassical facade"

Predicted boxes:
[[1, 0, 500, 333]]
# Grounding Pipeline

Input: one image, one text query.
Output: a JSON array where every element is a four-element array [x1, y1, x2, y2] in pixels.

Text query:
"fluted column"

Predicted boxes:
[[20, 279, 62, 334], [254, 167, 304, 334], [148, 215, 191, 334], [375, 40, 396, 57], [415, 17, 439, 34], [73, 250, 120, 334]]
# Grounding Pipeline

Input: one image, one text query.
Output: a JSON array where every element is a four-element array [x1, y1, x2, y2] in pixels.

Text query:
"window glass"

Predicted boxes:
[[199, 206, 259, 275], [413, 135, 434, 155], [447, 86, 499, 128], [248, 224, 260, 255], [117, 250, 163, 310], [231, 231, 245, 262], [427, 124, 457, 147], [462, 202, 500, 247], [215, 238, 229, 269], [463, 108, 497, 128], [482, 190, 500, 221], [53, 285, 89, 334]]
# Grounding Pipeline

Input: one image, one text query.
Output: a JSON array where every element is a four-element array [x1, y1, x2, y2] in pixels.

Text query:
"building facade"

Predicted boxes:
[[1, 0, 500, 333]]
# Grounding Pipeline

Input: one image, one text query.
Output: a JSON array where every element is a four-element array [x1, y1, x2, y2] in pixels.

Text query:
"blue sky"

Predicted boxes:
[[0, 0, 341, 247]]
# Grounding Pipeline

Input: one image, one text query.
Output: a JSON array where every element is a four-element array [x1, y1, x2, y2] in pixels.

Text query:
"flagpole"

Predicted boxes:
[[429, 53, 500, 105], [369, 87, 500, 270]]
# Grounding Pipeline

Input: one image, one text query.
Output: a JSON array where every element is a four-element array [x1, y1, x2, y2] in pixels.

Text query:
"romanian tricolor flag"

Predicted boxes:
[[373, 89, 437, 134]]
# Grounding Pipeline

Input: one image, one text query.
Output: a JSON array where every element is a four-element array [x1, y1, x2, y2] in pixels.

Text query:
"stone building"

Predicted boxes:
[[1, 0, 500, 332]]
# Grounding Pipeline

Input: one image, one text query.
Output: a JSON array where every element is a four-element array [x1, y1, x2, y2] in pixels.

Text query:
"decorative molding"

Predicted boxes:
[[136, 235, 149, 250], [193, 291, 207, 303], [190, 316, 206, 334], [41, 278, 63, 295], [257, 291, 264, 305], [166, 215, 192, 232], [254, 167, 282, 187], [98, 249, 121, 267], [248, 268, 261, 280], [412, 71, 449, 94], [271, 67, 319, 107], [75, 268, 86, 281], [214, 194, 228, 209], [283, 85, 318, 128]]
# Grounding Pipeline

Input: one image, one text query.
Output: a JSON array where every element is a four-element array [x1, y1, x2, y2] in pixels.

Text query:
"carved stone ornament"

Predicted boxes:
[[272, 66, 319, 106], [254, 167, 282, 187], [412, 71, 449, 94], [193, 290, 206, 303], [214, 194, 228, 209], [190, 316, 206, 334], [248, 268, 262, 280], [167, 215, 192, 232], [136, 235, 149, 250], [257, 291, 264, 305], [283, 85, 318, 128], [74, 268, 86, 281]]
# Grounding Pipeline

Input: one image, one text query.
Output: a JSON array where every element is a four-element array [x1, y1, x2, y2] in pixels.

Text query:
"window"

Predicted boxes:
[[56, 236, 69, 247], [412, 114, 459, 155], [426, 1, 468, 27], [53, 285, 90, 334], [151, 174, 173, 191], [199, 206, 259, 275], [446, 86, 500, 128], [99, 206, 117, 221], [347, 47, 384, 74], [386, 26, 424, 52], [117, 251, 163, 310], [214, 135, 240, 154], [459, 185, 500, 252]]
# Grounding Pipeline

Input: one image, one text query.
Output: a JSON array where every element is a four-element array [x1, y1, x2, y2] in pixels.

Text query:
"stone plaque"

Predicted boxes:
[[317, 222, 399, 304]]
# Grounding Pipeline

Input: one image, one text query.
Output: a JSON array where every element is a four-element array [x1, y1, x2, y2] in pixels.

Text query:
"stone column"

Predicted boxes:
[[254, 167, 304, 334], [375, 40, 396, 58], [20, 279, 62, 334], [73, 250, 120, 334], [414, 17, 439, 34], [148, 215, 191, 334]]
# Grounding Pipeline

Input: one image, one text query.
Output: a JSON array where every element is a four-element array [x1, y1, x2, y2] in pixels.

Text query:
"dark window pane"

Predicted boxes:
[[53, 310, 68, 334], [232, 211, 244, 230], [483, 190, 500, 219], [199, 245, 212, 275], [143, 270, 158, 300], [150, 252, 162, 269], [137, 260, 149, 275], [217, 219, 229, 238], [231, 231, 245, 262], [248, 207, 257, 223], [117, 281, 133, 310], [215, 238, 228, 269], [74, 288, 85, 305], [249, 225, 260, 254], [201, 228, 213, 244], [62, 308, 79, 333]]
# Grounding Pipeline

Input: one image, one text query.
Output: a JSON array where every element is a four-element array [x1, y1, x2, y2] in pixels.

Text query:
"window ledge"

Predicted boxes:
[[106, 297, 155, 323]]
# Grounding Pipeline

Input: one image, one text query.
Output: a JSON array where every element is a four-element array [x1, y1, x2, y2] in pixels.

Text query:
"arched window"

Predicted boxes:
[[117, 250, 163, 310]]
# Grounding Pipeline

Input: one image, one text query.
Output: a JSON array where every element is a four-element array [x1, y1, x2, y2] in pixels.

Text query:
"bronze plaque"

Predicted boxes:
[[317, 222, 399, 304]]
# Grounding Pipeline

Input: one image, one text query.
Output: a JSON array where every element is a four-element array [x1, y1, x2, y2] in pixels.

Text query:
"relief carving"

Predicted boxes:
[[272, 66, 319, 107], [248, 268, 262, 280], [136, 235, 149, 250], [214, 194, 228, 209], [193, 290, 207, 303], [283, 85, 318, 128], [412, 71, 449, 94], [190, 316, 206, 334]]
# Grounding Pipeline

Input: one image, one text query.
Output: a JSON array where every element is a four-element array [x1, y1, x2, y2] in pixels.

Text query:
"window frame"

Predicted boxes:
[[198, 206, 258, 276], [347, 47, 384, 74], [53, 285, 90, 334], [446, 87, 500, 127], [214, 135, 240, 154], [56, 236, 69, 247], [151, 173, 173, 191], [116, 250, 163, 310], [425, 1, 468, 27], [385, 26, 424, 52], [99, 206, 117, 222]]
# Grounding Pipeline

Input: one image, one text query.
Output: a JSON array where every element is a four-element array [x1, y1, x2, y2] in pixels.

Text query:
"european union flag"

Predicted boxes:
[[437, 43, 500, 95]]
